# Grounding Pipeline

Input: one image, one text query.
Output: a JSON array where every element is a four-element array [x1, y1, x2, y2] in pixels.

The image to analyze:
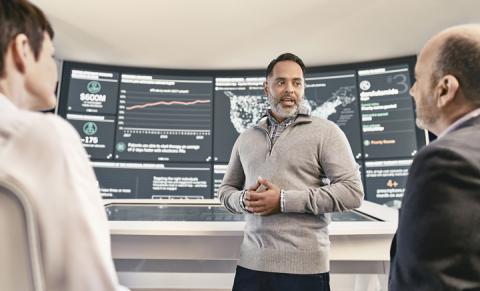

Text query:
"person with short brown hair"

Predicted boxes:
[[0, 1, 128, 290]]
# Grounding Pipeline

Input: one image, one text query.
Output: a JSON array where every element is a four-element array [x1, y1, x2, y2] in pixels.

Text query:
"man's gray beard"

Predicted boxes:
[[270, 100, 299, 119]]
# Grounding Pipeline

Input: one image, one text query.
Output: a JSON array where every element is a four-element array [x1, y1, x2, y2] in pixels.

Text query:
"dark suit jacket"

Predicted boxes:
[[389, 114, 480, 291]]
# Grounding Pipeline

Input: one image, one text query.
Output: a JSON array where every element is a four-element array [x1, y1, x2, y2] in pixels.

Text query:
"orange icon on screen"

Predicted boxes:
[[386, 179, 399, 188]]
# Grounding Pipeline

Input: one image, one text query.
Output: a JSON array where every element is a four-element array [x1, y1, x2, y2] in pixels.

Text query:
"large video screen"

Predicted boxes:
[[115, 73, 213, 162], [58, 57, 426, 206], [213, 76, 267, 163], [358, 65, 419, 159], [305, 70, 363, 159]]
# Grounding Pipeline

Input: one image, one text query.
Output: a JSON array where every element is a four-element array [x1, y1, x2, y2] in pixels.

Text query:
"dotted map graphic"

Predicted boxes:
[[225, 85, 356, 133], [225, 91, 269, 133], [310, 86, 356, 119]]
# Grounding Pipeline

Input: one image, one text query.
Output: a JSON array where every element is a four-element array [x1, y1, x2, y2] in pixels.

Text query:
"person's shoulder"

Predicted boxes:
[[239, 117, 268, 138], [18, 113, 81, 149], [236, 126, 263, 145], [241, 126, 260, 135], [414, 139, 450, 160], [45, 113, 79, 135], [435, 125, 480, 152], [306, 116, 344, 137], [411, 137, 471, 171], [308, 116, 338, 128], [421, 127, 477, 157], [32, 113, 77, 135]]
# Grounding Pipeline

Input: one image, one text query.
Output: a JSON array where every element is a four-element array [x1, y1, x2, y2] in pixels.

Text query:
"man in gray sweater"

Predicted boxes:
[[218, 53, 364, 291]]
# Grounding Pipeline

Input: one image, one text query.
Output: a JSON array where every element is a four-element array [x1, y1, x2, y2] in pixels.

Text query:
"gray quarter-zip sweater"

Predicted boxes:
[[218, 112, 364, 274]]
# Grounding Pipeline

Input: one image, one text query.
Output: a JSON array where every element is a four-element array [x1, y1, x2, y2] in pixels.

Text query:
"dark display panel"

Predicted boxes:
[[58, 57, 425, 204], [364, 159, 413, 208], [93, 162, 211, 199], [66, 114, 116, 160], [213, 77, 267, 162], [115, 73, 213, 162], [305, 71, 362, 159], [67, 69, 119, 114], [358, 65, 418, 159]]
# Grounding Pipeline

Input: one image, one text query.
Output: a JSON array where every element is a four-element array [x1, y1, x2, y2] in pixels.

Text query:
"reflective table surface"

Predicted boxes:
[[105, 203, 380, 222]]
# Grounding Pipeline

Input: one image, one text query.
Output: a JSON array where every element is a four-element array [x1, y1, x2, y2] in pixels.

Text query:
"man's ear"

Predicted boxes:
[[10, 33, 32, 74], [263, 81, 269, 97], [435, 75, 459, 107]]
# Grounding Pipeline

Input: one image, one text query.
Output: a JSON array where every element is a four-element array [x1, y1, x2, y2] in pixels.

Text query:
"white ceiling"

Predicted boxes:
[[32, 0, 480, 70]]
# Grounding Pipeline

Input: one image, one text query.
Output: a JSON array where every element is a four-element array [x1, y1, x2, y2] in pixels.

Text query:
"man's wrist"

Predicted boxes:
[[280, 189, 286, 213], [240, 190, 251, 213]]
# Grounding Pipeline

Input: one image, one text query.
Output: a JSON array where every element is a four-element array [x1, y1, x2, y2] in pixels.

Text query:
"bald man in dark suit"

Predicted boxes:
[[389, 24, 480, 291]]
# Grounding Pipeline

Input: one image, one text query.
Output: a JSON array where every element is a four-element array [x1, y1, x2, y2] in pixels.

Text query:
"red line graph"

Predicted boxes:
[[126, 99, 211, 110]]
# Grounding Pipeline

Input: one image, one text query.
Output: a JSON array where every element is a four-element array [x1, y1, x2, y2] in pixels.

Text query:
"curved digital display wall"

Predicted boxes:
[[57, 56, 427, 207]]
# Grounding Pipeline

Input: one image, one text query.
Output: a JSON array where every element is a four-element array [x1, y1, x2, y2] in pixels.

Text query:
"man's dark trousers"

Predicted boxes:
[[232, 266, 330, 291]]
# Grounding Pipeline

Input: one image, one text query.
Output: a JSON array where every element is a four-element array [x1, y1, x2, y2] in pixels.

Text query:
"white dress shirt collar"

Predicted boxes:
[[438, 107, 480, 138], [0, 93, 18, 111]]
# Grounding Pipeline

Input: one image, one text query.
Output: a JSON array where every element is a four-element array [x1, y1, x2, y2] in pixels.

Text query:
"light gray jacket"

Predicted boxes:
[[218, 113, 363, 274]]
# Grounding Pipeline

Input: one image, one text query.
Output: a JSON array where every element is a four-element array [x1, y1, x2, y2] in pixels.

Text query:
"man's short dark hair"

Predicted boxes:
[[435, 34, 480, 106], [266, 53, 306, 79], [0, 0, 54, 77]]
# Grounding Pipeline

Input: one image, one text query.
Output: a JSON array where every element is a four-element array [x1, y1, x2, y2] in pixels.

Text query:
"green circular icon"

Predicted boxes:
[[83, 122, 98, 136], [116, 142, 126, 152], [87, 81, 101, 94]]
